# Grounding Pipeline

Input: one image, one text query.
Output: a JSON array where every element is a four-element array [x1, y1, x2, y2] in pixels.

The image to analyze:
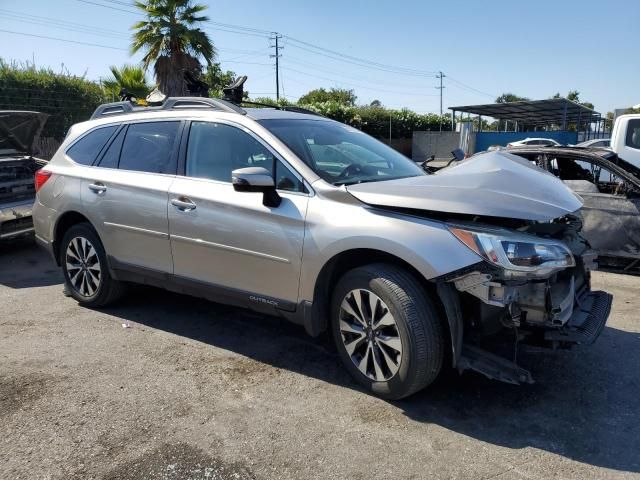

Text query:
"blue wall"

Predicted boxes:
[[474, 131, 578, 153]]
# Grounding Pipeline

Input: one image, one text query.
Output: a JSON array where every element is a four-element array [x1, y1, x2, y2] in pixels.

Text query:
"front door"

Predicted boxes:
[[168, 120, 309, 308]]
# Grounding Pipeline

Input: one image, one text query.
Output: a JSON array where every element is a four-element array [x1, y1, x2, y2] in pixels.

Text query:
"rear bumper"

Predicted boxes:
[[0, 200, 34, 240], [35, 233, 57, 262], [545, 290, 613, 345]]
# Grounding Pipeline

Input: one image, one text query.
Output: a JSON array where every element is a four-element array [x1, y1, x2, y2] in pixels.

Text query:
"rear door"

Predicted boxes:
[[167, 120, 309, 307], [80, 120, 183, 273]]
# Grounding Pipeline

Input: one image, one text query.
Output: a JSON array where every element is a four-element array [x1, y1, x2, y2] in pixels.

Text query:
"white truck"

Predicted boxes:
[[610, 113, 640, 169]]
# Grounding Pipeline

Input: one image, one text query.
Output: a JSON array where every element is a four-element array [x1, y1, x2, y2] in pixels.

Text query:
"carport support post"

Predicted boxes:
[[562, 101, 568, 131], [451, 109, 455, 131], [577, 109, 582, 141]]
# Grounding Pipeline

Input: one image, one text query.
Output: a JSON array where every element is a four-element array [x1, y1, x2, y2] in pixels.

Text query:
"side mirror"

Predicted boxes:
[[451, 148, 465, 161], [232, 167, 281, 208]]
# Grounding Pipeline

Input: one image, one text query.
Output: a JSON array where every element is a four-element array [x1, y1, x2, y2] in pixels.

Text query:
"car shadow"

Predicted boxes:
[[0, 237, 63, 288], [104, 285, 640, 475]]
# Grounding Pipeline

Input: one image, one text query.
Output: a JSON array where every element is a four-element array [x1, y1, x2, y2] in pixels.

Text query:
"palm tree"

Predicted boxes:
[[103, 64, 151, 101], [131, 0, 216, 96]]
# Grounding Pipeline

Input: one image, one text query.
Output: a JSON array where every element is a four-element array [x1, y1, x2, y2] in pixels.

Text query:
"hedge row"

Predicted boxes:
[[252, 98, 451, 138], [0, 60, 107, 140]]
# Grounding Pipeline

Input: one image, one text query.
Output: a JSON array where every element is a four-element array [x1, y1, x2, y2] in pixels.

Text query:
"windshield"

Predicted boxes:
[[258, 118, 425, 185]]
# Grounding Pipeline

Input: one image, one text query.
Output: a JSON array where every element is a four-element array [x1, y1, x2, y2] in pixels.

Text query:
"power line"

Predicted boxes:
[[8, 1, 497, 108], [446, 76, 496, 99], [285, 37, 439, 77], [281, 66, 440, 97], [282, 56, 435, 90], [0, 29, 128, 51]]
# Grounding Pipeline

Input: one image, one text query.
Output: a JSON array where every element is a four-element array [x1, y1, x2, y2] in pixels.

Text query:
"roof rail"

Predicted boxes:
[[90, 96, 245, 120], [238, 101, 324, 118]]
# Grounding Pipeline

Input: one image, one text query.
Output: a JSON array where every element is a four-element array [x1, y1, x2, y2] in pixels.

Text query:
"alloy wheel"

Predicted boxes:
[[65, 236, 101, 297], [339, 288, 403, 381]]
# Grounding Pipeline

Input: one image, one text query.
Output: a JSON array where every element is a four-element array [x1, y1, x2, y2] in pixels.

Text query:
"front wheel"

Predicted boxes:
[[60, 223, 124, 307], [331, 264, 445, 399]]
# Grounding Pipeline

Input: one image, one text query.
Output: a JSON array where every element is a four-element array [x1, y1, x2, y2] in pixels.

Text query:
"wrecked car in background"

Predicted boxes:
[[507, 146, 640, 274], [0, 111, 48, 241]]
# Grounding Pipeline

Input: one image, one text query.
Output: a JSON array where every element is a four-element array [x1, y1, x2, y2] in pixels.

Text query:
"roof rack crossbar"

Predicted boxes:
[[90, 96, 245, 120]]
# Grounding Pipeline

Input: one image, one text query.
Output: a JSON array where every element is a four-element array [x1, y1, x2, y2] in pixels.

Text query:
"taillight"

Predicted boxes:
[[34, 169, 52, 193]]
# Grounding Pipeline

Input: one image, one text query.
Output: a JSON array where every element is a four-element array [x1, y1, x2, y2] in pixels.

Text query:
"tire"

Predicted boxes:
[[60, 223, 124, 307], [331, 263, 445, 400]]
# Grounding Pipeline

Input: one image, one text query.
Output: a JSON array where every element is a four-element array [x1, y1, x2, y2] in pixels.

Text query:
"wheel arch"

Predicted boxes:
[[52, 211, 94, 265], [306, 248, 459, 366]]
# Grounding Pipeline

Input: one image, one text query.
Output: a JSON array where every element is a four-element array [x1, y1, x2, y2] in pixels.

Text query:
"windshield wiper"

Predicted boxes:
[[334, 175, 420, 187], [334, 178, 377, 186]]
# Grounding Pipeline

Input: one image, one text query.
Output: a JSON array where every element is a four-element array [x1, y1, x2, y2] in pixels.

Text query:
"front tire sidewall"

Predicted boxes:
[[331, 266, 443, 400]]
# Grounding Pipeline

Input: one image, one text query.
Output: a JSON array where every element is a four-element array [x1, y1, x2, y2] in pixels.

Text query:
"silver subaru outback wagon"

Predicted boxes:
[[33, 97, 612, 399]]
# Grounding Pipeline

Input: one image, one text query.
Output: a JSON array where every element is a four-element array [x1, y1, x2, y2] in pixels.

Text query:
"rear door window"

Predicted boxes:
[[119, 121, 180, 174], [96, 126, 126, 169], [66, 125, 118, 165]]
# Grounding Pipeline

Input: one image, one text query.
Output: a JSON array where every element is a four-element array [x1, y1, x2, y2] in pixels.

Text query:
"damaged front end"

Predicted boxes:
[[442, 215, 612, 385]]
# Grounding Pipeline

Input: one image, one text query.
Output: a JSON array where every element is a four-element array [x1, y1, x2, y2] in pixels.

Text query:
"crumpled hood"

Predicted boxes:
[[0, 111, 49, 155], [346, 150, 583, 221]]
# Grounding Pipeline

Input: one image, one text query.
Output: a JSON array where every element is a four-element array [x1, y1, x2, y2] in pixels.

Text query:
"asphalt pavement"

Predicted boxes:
[[1, 238, 639, 479]]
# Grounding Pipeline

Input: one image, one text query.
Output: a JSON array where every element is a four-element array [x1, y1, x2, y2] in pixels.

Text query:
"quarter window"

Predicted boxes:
[[119, 121, 180, 174], [185, 121, 304, 192], [626, 119, 640, 150], [66, 125, 118, 165]]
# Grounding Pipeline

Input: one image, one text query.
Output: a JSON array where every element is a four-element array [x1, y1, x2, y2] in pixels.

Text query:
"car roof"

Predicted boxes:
[[505, 145, 640, 183], [243, 107, 330, 122]]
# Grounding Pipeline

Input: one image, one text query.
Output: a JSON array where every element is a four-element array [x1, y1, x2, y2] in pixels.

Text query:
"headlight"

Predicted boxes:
[[448, 224, 575, 275]]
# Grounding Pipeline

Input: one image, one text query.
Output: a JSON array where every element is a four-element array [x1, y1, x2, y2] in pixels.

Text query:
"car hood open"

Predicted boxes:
[[346, 151, 583, 221], [0, 111, 49, 155]]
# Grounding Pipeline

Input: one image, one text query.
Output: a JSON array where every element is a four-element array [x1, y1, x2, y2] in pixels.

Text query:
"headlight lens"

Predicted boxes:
[[448, 225, 575, 274]]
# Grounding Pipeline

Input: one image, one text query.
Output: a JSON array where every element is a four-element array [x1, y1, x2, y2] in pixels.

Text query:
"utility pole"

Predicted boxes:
[[270, 33, 283, 101], [435, 71, 445, 131]]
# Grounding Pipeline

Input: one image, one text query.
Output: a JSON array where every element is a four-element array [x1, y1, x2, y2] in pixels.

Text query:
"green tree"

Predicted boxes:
[[553, 90, 594, 110], [495, 93, 530, 103], [202, 63, 239, 98], [102, 64, 151, 101], [131, 0, 216, 96], [299, 88, 356, 106], [369, 99, 382, 107]]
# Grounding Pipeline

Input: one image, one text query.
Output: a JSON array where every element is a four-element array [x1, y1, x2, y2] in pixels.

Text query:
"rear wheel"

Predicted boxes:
[[331, 264, 445, 399], [60, 223, 124, 307]]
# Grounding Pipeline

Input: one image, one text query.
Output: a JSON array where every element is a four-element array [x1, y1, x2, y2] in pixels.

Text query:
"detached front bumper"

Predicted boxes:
[[0, 199, 34, 240]]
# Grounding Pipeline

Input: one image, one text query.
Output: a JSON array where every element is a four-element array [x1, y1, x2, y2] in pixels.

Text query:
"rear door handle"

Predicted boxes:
[[88, 182, 107, 194], [171, 197, 197, 211]]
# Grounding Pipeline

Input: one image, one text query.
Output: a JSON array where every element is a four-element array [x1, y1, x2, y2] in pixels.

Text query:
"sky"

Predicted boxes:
[[0, 0, 638, 115]]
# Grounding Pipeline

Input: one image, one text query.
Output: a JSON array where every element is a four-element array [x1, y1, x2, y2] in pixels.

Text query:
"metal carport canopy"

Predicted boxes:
[[449, 98, 600, 126]]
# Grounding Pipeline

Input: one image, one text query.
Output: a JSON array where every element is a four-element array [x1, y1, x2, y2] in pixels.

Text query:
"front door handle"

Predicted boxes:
[[171, 196, 197, 211], [88, 182, 107, 194]]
